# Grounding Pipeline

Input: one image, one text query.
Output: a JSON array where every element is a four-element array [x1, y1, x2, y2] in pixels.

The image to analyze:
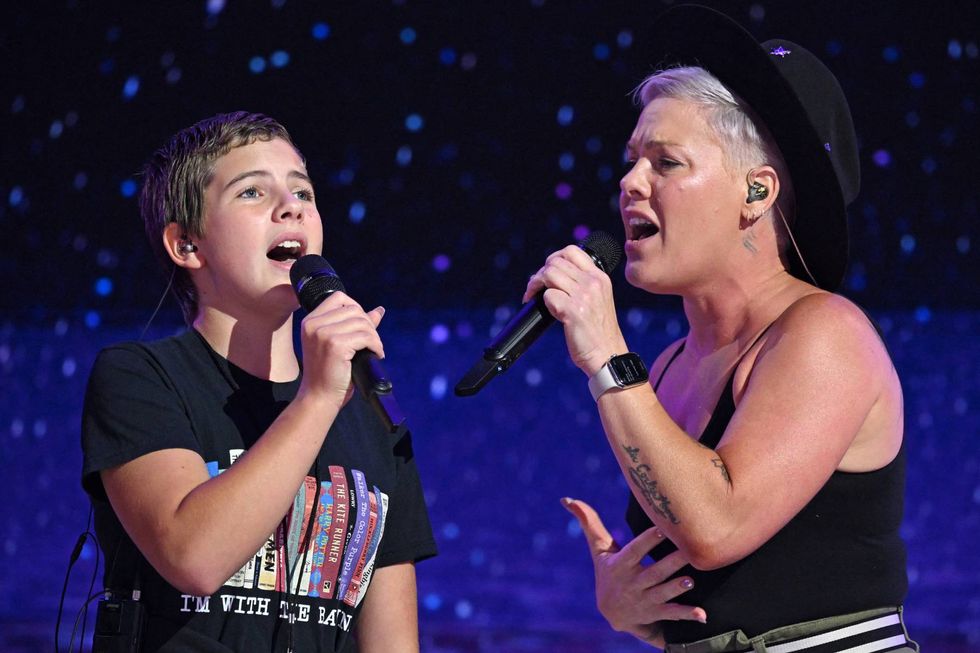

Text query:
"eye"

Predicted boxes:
[[657, 158, 682, 170], [294, 187, 315, 201], [238, 186, 260, 199]]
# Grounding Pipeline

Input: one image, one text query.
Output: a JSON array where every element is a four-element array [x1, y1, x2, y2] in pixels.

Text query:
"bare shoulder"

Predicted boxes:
[[765, 292, 888, 363], [745, 291, 896, 404]]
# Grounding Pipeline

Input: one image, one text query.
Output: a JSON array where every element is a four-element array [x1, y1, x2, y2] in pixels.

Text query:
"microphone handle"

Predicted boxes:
[[483, 296, 555, 366], [350, 350, 404, 433], [352, 350, 393, 394]]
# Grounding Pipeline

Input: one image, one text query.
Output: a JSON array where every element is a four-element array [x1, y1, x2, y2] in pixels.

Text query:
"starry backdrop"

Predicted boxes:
[[1, 1, 978, 651]]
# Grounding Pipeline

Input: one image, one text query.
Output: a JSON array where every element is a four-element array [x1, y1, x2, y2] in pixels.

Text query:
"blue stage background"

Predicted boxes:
[[1, 1, 977, 650]]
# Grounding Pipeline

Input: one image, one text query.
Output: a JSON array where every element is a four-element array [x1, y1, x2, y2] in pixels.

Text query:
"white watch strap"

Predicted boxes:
[[588, 362, 618, 401]]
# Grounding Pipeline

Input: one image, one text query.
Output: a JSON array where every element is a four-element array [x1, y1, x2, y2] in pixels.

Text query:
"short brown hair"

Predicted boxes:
[[139, 111, 299, 324]]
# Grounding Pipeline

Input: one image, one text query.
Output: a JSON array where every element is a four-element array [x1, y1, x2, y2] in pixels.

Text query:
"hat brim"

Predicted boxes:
[[643, 5, 849, 290]]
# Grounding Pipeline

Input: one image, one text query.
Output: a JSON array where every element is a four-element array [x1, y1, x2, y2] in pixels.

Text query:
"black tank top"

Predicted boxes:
[[626, 340, 908, 642]]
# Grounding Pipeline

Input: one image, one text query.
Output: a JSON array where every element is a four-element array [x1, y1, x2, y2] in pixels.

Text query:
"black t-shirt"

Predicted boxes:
[[81, 330, 437, 652]]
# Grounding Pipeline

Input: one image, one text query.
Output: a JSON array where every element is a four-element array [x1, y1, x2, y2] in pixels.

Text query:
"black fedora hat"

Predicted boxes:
[[643, 4, 860, 291]]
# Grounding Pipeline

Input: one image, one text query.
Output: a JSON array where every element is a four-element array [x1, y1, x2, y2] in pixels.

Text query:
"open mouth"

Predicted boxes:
[[266, 239, 304, 262], [628, 220, 660, 241]]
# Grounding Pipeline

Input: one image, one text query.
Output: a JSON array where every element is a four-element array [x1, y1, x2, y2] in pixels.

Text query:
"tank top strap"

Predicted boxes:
[[698, 322, 777, 448], [653, 340, 687, 391]]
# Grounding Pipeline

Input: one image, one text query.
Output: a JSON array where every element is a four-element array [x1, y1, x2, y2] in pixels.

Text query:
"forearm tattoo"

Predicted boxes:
[[696, 441, 732, 484], [711, 457, 731, 483], [621, 444, 680, 524]]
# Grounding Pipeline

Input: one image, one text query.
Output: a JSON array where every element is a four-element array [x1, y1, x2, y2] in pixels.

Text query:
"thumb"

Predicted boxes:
[[562, 497, 620, 558]]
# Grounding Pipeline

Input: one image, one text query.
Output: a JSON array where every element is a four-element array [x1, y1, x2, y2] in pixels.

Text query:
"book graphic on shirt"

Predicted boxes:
[[297, 484, 321, 596], [288, 476, 319, 594], [214, 450, 251, 589], [318, 465, 351, 599], [274, 520, 288, 591], [344, 485, 383, 605], [336, 469, 371, 602], [305, 481, 334, 598], [228, 448, 245, 465], [257, 531, 278, 591], [355, 489, 389, 607]]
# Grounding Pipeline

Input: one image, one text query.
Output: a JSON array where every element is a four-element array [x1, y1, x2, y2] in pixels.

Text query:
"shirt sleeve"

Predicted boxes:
[[81, 343, 201, 500], [374, 427, 438, 568]]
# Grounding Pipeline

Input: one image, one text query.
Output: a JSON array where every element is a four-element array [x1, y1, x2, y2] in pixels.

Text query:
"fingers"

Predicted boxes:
[[561, 497, 619, 558], [640, 601, 708, 625], [522, 246, 610, 303], [301, 294, 386, 360], [618, 525, 666, 566], [636, 550, 690, 586], [366, 305, 386, 328]]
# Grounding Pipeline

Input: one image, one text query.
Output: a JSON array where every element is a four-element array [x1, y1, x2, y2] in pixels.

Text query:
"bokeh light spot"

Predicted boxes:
[[432, 254, 451, 272], [429, 375, 448, 399], [348, 201, 366, 223], [405, 113, 424, 132], [270, 50, 290, 68], [311, 22, 331, 40], [556, 105, 574, 126], [122, 75, 140, 100], [429, 323, 450, 343], [94, 277, 113, 296]]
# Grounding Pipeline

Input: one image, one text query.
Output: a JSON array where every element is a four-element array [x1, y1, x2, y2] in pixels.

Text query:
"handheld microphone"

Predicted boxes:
[[454, 231, 622, 397], [290, 255, 405, 432]]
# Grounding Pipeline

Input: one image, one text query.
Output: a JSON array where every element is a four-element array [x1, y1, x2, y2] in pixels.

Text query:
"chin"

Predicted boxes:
[[625, 261, 674, 296]]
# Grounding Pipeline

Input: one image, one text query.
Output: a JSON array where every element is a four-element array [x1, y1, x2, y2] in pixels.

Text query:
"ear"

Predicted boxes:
[[163, 222, 203, 269], [740, 166, 780, 225]]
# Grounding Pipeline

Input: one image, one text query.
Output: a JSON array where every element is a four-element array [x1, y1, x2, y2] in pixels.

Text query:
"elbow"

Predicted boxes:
[[161, 561, 229, 597], [686, 547, 739, 571], [677, 527, 748, 571], [149, 544, 235, 597]]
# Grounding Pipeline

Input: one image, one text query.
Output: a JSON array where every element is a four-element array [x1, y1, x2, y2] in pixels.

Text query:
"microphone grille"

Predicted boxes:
[[290, 254, 346, 313], [579, 231, 622, 273]]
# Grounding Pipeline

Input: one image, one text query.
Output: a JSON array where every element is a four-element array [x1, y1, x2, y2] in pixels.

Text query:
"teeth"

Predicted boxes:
[[276, 240, 301, 249]]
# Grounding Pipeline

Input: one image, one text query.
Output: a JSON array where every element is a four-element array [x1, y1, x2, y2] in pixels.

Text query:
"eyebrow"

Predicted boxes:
[[222, 169, 312, 192], [625, 138, 684, 152]]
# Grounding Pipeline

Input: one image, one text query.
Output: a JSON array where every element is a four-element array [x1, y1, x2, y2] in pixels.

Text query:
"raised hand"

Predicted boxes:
[[562, 497, 706, 646]]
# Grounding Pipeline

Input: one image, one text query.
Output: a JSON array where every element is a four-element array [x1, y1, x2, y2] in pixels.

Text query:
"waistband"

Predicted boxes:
[[664, 606, 918, 653]]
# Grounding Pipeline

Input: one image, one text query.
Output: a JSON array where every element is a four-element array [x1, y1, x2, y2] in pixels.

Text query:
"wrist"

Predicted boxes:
[[588, 353, 649, 401]]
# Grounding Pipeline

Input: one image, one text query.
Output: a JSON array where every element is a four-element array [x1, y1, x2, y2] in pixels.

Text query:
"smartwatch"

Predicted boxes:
[[588, 353, 649, 401]]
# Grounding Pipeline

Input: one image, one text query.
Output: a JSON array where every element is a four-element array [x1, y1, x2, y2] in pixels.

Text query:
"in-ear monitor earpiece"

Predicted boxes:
[[747, 181, 769, 203]]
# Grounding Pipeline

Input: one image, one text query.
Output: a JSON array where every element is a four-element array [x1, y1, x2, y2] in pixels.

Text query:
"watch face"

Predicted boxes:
[[610, 353, 648, 386]]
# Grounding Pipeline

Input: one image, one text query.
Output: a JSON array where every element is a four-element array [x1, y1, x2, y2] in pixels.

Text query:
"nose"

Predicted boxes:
[[273, 188, 304, 223], [619, 160, 650, 201]]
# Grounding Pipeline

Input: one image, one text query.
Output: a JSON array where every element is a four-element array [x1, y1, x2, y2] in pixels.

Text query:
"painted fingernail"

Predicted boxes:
[[680, 578, 694, 590]]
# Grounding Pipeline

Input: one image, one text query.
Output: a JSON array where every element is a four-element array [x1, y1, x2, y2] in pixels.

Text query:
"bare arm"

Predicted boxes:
[[596, 295, 898, 568], [355, 563, 419, 653], [527, 248, 901, 569], [101, 293, 386, 595]]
